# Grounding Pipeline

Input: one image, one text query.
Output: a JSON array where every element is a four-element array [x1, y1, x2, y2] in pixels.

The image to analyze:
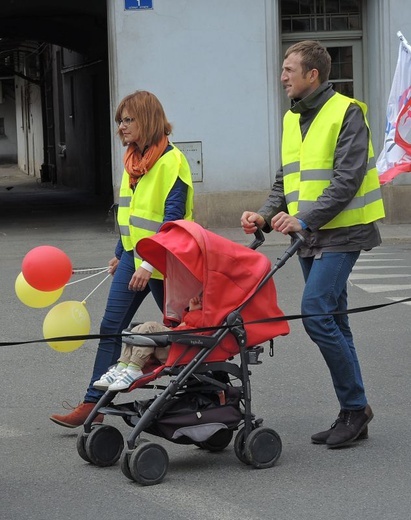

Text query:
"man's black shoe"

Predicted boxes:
[[311, 421, 368, 444], [325, 404, 373, 449]]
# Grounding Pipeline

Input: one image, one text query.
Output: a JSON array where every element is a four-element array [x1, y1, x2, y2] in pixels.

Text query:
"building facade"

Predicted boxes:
[[107, 0, 411, 226], [1, 0, 410, 226]]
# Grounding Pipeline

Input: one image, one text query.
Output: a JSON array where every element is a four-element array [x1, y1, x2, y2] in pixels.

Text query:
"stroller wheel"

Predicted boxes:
[[129, 441, 169, 486], [120, 449, 134, 480], [234, 427, 251, 465], [76, 431, 92, 463], [244, 427, 282, 469], [85, 424, 124, 467], [198, 429, 233, 452], [120, 439, 148, 481]]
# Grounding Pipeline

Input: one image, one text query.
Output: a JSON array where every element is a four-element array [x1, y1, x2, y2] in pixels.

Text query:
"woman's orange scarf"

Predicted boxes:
[[124, 134, 169, 188]]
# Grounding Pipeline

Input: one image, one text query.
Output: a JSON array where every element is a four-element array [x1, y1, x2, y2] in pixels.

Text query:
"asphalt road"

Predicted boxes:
[[1, 213, 411, 520], [1, 171, 411, 520]]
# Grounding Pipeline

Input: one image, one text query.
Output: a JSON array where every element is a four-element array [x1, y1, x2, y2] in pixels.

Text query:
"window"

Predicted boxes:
[[0, 117, 5, 137], [281, 0, 362, 33], [328, 46, 354, 96]]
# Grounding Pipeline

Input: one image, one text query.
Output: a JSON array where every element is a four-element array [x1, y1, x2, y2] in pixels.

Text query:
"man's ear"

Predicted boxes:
[[309, 68, 320, 83]]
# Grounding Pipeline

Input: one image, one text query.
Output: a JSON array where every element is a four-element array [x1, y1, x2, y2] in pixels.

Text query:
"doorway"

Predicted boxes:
[[280, 0, 365, 115]]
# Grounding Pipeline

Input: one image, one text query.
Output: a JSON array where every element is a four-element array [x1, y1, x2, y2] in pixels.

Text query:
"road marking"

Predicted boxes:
[[354, 284, 411, 293], [356, 258, 403, 262], [351, 249, 411, 304], [353, 265, 410, 270], [349, 273, 411, 280], [360, 252, 400, 255], [387, 297, 411, 306]]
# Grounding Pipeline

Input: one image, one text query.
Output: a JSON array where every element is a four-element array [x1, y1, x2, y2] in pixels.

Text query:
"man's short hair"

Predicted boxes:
[[284, 40, 331, 83]]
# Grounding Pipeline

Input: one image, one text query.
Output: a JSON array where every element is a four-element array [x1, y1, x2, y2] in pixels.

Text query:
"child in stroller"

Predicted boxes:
[[77, 220, 301, 486], [93, 295, 203, 391]]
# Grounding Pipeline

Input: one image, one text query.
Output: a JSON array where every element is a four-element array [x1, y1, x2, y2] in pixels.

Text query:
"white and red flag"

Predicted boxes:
[[377, 31, 411, 185]]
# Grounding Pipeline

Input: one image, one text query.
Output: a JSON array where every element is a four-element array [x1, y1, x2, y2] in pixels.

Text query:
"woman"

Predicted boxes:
[[50, 91, 194, 427]]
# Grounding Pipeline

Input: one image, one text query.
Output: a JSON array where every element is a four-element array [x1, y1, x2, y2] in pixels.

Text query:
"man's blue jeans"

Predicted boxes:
[[84, 249, 164, 402], [298, 252, 367, 410]]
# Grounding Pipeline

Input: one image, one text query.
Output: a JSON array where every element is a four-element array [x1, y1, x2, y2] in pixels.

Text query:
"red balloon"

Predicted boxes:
[[22, 245, 73, 291]]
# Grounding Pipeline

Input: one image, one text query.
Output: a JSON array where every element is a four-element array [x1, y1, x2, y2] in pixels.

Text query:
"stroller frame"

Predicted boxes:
[[76, 227, 303, 485]]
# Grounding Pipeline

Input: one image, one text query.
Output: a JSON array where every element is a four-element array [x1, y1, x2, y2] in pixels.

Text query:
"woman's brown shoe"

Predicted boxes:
[[50, 402, 103, 428]]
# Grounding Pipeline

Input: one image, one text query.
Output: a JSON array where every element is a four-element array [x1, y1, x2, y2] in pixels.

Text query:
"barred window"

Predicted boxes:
[[281, 0, 362, 33]]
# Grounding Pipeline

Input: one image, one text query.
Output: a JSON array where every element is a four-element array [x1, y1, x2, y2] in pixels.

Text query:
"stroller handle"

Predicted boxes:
[[273, 231, 305, 269], [248, 228, 265, 250], [248, 228, 305, 253], [288, 230, 305, 250]]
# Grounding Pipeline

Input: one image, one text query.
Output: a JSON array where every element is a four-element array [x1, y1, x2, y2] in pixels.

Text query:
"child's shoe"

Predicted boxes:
[[108, 368, 143, 391], [93, 366, 122, 390]]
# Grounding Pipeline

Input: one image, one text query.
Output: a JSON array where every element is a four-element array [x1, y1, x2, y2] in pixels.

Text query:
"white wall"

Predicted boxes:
[[107, 0, 279, 200]]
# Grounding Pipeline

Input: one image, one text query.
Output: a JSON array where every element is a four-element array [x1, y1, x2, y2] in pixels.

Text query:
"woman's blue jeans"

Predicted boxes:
[[298, 251, 367, 410], [84, 250, 163, 402]]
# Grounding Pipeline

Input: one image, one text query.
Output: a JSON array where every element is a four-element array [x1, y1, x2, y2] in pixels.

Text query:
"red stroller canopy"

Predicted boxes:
[[137, 221, 289, 362]]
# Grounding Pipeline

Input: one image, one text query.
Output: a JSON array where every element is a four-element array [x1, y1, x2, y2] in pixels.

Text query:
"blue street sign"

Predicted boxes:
[[125, 0, 153, 10]]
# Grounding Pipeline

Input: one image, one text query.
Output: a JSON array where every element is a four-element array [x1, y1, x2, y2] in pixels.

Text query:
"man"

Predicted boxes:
[[241, 40, 385, 448]]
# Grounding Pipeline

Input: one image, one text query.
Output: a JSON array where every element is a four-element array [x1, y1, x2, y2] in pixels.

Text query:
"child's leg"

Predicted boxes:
[[155, 345, 170, 364], [108, 321, 171, 391], [117, 344, 133, 366], [128, 321, 171, 369]]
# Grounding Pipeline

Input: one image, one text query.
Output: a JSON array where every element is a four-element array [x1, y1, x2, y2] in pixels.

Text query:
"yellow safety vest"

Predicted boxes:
[[117, 143, 194, 279], [282, 93, 385, 229]]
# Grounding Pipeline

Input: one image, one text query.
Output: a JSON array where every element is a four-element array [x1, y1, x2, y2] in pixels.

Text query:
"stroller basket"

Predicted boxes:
[[141, 385, 242, 444]]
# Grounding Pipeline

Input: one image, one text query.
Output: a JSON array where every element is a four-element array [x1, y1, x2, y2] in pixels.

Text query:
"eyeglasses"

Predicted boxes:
[[117, 117, 135, 128]]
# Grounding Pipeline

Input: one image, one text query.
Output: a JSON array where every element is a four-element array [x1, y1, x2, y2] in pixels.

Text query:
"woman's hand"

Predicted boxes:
[[108, 257, 119, 276], [129, 266, 151, 291]]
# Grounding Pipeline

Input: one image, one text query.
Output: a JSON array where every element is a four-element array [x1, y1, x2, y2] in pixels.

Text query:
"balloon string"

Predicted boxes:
[[82, 273, 111, 303], [66, 269, 109, 286], [72, 267, 108, 274]]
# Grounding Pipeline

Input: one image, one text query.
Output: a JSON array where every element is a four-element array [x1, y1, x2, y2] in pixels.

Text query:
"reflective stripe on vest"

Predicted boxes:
[[129, 215, 161, 232], [282, 93, 385, 229], [117, 179, 134, 250]]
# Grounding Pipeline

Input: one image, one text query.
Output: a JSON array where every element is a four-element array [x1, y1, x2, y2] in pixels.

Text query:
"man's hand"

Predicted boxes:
[[240, 211, 265, 234], [271, 212, 302, 235]]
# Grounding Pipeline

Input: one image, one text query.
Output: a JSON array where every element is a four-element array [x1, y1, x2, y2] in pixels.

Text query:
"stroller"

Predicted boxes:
[[76, 220, 302, 485]]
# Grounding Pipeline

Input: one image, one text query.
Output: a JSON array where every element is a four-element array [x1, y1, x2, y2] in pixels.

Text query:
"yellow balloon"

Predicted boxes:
[[43, 300, 91, 353], [15, 272, 64, 308]]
